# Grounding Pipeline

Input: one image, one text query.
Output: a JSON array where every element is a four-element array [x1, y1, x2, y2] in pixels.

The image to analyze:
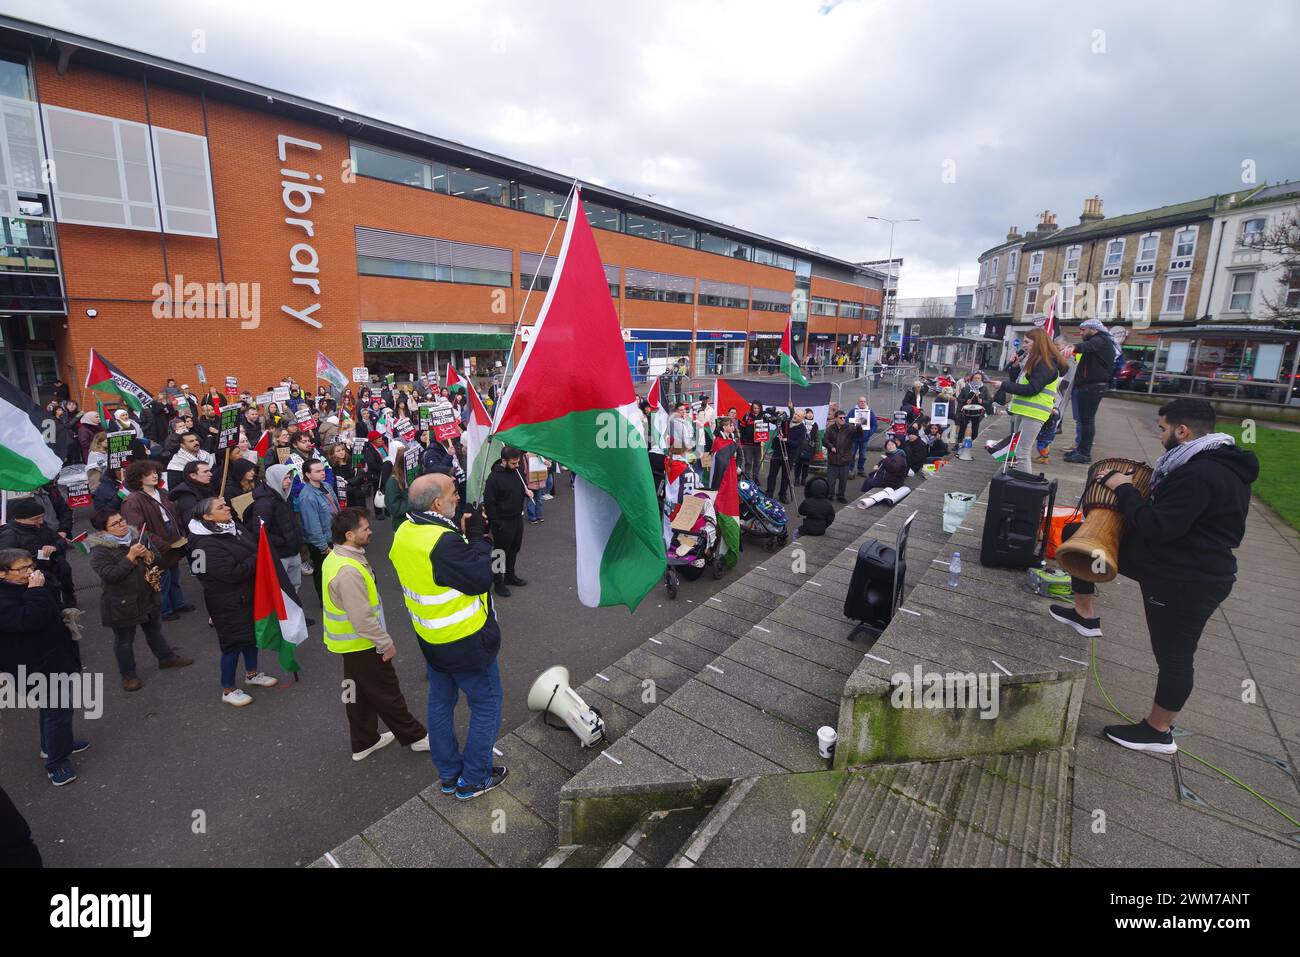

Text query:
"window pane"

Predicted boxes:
[[584, 201, 620, 231], [698, 232, 729, 255], [351, 142, 430, 189], [447, 167, 508, 205], [516, 184, 565, 217], [0, 55, 30, 100]]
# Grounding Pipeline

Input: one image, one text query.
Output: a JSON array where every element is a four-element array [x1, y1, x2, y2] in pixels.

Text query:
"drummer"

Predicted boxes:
[[1048, 398, 1258, 755], [954, 372, 992, 444]]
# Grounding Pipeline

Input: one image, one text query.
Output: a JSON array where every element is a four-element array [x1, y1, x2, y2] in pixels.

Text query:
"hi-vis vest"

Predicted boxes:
[[321, 551, 386, 654], [388, 519, 488, 646], [1008, 370, 1060, 423]]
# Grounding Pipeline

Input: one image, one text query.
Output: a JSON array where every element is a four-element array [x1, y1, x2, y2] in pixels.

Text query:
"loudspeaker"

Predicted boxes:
[[527, 666, 607, 748], [843, 539, 905, 642], [979, 471, 1057, 569]]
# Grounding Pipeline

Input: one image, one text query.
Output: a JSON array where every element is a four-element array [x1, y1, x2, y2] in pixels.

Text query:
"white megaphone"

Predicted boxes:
[[527, 666, 607, 748]]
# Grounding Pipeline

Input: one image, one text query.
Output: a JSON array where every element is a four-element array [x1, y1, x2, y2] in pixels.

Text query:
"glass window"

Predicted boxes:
[[810, 297, 838, 317], [753, 248, 775, 266], [350, 142, 432, 189], [1286, 269, 1300, 309], [1105, 239, 1124, 268], [774, 253, 795, 270], [1002, 285, 1013, 312], [584, 201, 620, 232], [1029, 251, 1043, 276], [665, 225, 696, 248], [624, 267, 693, 304], [1163, 276, 1189, 313], [0, 54, 30, 100], [1024, 287, 1038, 314], [839, 301, 863, 320], [42, 104, 158, 231], [699, 279, 747, 309], [1174, 228, 1197, 258], [698, 232, 728, 255], [1240, 218, 1266, 246], [1064, 246, 1081, 272], [1228, 272, 1256, 312], [151, 128, 217, 237], [1131, 279, 1151, 318], [516, 184, 566, 217], [751, 287, 791, 313], [1099, 282, 1118, 319], [1008, 250, 1019, 276], [1138, 234, 1158, 262], [990, 257, 999, 280], [1060, 282, 1076, 319], [447, 167, 509, 206]]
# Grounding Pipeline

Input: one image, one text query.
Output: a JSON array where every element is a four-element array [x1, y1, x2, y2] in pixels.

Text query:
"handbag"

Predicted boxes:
[[374, 490, 386, 510]]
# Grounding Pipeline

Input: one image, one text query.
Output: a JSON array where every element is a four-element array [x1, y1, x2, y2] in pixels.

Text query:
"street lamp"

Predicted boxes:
[[867, 216, 919, 364]]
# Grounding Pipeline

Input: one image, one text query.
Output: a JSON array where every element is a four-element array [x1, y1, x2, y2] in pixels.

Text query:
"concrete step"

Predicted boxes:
[[596, 805, 714, 868]]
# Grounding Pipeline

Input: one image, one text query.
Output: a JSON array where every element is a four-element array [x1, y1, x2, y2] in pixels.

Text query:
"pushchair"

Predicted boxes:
[[663, 488, 728, 599], [737, 477, 789, 552]]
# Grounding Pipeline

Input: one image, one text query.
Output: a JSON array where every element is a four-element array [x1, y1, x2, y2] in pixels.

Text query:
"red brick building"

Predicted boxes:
[[0, 16, 883, 405]]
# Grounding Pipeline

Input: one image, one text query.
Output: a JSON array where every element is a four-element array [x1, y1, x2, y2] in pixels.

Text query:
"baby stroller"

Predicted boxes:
[[737, 477, 789, 551], [663, 488, 728, 599]]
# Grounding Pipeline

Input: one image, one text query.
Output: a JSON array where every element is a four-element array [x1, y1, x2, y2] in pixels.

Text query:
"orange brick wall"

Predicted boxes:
[[36, 56, 881, 401]]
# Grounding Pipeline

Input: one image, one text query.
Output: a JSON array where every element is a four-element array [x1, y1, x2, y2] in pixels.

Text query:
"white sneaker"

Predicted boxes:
[[302, 561, 314, 575], [222, 689, 253, 707], [409, 735, 430, 752], [244, 672, 279, 688], [542, 494, 554, 501], [352, 731, 395, 761]]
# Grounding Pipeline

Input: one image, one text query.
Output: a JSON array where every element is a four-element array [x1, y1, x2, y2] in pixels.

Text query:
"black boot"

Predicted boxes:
[[493, 575, 511, 598], [505, 574, 528, 587]]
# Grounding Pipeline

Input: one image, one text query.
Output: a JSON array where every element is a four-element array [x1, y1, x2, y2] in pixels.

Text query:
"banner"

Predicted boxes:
[[108, 430, 135, 470]]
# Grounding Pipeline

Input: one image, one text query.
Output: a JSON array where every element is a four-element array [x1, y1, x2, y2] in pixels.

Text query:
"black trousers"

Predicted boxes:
[[1074, 382, 1107, 457], [307, 543, 329, 607], [341, 648, 427, 754], [0, 784, 41, 867], [490, 520, 523, 581], [792, 457, 811, 485], [765, 449, 791, 499], [1072, 574, 1232, 713]]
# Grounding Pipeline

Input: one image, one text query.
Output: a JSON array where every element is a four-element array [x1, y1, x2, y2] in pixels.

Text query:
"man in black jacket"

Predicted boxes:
[[483, 447, 529, 597], [1050, 398, 1258, 754], [170, 459, 215, 531], [1063, 318, 1118, 464]]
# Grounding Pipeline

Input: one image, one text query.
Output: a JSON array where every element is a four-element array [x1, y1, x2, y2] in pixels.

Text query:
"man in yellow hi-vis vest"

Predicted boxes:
[[323, 508, 428, 761], [389, 473, 506, 801]]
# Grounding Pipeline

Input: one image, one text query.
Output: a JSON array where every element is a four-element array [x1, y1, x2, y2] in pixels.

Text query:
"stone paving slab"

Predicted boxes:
[[665, 679, 826, 772], [696, 654, 840, 734], [360, 796, 491, 868], [417, 782, 557, 868]]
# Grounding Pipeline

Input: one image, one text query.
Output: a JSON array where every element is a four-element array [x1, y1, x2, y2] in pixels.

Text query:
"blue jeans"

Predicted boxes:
[[526, 474, 552, 521], [851, 435, 871, 472], [39, 706, 75, 772], [425, 660, 503, 787], [220, 645, 259, 689], [161, 565, 185, 616]]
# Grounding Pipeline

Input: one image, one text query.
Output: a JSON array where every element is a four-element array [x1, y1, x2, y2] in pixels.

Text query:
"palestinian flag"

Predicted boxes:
[[713, 438, 740, 568], [663, 457, 690, 509], [253, 522, 306, 674], [645, 376, 670, 452], [985, 431, 1021, 464], [315, 351, 349, 391], [254, 430, 271, 460], [463, 376, 497, 501], [84, 349, 150, 413], [780, 315, 808, 387], [0, 374, 65, 491], [492, 188, 665, 610], [714, 378, 832, 429], [445, 363, 466, 393]]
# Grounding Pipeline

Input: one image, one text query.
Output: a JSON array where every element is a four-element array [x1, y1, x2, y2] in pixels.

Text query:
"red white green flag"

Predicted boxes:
[[84, 349, 151, 413], [712, 437, 741, 568], [779, 316, 808, 387], [463, 376, 498, 501], [253, 522, 306, 673], [492, 189, 665, 610]]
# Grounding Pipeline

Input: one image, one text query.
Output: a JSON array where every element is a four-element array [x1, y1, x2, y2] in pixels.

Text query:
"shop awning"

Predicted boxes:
[[362, 331, 514, 351]]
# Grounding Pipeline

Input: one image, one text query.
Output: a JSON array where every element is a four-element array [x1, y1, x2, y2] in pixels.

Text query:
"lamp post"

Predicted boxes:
[[868, 216, 919, 363]]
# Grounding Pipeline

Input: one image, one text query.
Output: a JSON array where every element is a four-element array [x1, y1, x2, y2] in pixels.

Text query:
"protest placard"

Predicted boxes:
[[404, 445, 421, 483], [255, 391, 274, 407], [108, 430, 135, 469], [65, 478, 90, 510], [294, 405, 318, 433], [352, 367, 369, 383], [272, 386, 291, 404], [395, 416, 416, 441], [217, 403, 243, 451], [225, 375, 238, 398], [430, 400, 460, 443]]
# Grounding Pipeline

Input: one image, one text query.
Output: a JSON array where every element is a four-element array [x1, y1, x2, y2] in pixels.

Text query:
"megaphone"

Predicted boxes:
[[527, 666, 607, 748]]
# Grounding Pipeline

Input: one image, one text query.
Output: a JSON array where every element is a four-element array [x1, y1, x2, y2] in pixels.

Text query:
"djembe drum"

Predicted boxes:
[[1055, 457, 1154, 583]]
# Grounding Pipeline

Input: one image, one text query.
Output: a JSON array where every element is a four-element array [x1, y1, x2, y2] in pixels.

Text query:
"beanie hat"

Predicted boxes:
[[10, 497, 45, 519]]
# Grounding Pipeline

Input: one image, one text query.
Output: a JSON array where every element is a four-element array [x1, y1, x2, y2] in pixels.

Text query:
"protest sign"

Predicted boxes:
[[294, 405, 318, 433], [225, 375, 238, 398], [195, 364, 207, 384], [65, 478, 91, 510], [272, 386, 291, 403], [352, 367, 369, 383], [217, 403, 243, 451], [430, 400, 460, 443], [108, 430, 135, 469], [395, 416, 416, 442], [255, 391, 274, 407], [404, 445, 421, 484]]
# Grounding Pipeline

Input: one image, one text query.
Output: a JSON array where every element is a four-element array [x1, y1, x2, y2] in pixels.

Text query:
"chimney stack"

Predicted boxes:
[[1079, 195, 1104, 225], [1006, 226, 1020, 242], [1036, 210, 1058, 236]]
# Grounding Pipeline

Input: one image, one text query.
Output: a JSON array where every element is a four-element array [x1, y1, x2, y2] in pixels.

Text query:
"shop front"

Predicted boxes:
[[360, 325, 513, 387], [693, 330, 746, 376], [625, 329, 694, 380], [749, 331, 784, 373], [1148, 325, 1300, 405]]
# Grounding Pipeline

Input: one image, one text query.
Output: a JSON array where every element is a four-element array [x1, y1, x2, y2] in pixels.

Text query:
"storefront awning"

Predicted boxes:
[[362, 331, 514, 351]]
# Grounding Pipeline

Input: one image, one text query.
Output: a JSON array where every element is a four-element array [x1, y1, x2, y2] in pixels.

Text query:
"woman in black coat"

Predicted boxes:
[[187, 497, 278, 706], [862, 439, 910, 492]]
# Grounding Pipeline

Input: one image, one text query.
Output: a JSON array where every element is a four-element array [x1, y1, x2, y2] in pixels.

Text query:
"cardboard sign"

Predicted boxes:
[[225, 375, 238, 398], [195, 363, 207, 384], [395, 416, 416, 442], [294, 405, 318, 433], [670, 494, 706, 532], [930, 400, 951, 427], [66, 479, 90, 510], [255, 391, 274, 407], [352, 367, 369, 383], [753, 425, 770, 444], [275, 447, 292, 464], [217, 402, 243, 451], [430, 400, 460, 443], [404, 445, 421, 483], [108, 430, 135, 470], [272, 386, 291, 404]]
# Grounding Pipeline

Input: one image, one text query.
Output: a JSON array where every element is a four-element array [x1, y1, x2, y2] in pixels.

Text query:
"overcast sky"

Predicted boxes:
[[8, 0, 1298, 297]]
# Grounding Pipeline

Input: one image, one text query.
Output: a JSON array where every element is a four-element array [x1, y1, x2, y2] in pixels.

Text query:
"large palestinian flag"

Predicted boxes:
[[492, 188, 664, 610], [780, 315, 809, 387], [84, 349, 151, 413], [253, 522, 306, 673], [463, 375, 497, 501], [0, 374, 64, 491], [714, 378, 832, 429], [712, 437, 741, 568], [645, 376, 670, 452]]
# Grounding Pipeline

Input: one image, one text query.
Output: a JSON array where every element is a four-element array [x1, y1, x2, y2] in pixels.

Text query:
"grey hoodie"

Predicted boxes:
[[264, 464, 294, 500]]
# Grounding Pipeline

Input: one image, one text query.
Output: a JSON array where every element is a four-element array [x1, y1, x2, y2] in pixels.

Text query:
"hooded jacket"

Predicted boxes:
[[1115, 444, 1259, 584], [187, 517, 258, 650], [245, 464, 303, 558], [88, 529, 162, 627], [797, 476, 836, 535], [483, 458, 528, 529], [0, 579, 80, 678], [170, 478, 214, 532]]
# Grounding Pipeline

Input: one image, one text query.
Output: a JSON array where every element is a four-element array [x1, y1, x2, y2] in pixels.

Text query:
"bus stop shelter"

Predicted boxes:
[[1147, 325, 1300, 406]]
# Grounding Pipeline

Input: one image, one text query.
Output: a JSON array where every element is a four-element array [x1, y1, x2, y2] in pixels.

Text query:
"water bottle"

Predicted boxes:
[[947, 551, 962, 589]]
